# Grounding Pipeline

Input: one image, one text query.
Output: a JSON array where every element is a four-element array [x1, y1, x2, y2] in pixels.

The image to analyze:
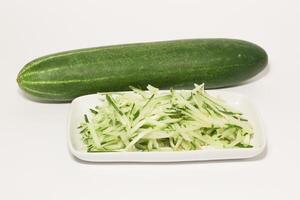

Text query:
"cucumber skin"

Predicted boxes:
[[17, 39, 268, 102]]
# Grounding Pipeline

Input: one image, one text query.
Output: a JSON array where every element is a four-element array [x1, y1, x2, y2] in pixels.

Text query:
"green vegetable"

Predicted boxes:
[[78, 84, 254, 152], [17, 39, 268, 102]]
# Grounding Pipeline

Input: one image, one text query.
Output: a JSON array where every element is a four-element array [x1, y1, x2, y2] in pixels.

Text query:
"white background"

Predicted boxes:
[[0, 0, 299, 199]]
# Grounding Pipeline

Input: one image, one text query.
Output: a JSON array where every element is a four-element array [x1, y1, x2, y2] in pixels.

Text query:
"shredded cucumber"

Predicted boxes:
[[78, 84, 254, 152]]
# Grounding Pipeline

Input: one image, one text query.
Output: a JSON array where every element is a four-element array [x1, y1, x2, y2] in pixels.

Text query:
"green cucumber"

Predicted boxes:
[[17, 39, 268, 102]]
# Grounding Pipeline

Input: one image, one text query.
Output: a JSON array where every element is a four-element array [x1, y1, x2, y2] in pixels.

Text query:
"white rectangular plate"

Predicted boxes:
[[67, 90, 266, 162]]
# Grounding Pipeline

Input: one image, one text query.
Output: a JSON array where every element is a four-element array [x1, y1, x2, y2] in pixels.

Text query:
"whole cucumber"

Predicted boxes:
[[17, 39, 268, 102]]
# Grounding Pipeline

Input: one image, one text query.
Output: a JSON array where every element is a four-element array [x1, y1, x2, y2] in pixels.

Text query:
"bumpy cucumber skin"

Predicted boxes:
[[17, 39, 268, 102]]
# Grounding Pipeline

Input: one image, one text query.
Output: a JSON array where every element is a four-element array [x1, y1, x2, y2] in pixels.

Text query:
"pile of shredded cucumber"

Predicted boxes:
[[78, 84, 253, 152]]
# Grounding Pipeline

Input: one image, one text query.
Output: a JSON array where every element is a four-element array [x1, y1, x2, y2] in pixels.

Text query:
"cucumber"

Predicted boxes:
[[17, 39, 268, 102]]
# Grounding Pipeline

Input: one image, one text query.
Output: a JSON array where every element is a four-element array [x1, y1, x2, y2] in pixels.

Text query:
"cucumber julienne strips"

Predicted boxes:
[[78, 84, 254, 152]]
